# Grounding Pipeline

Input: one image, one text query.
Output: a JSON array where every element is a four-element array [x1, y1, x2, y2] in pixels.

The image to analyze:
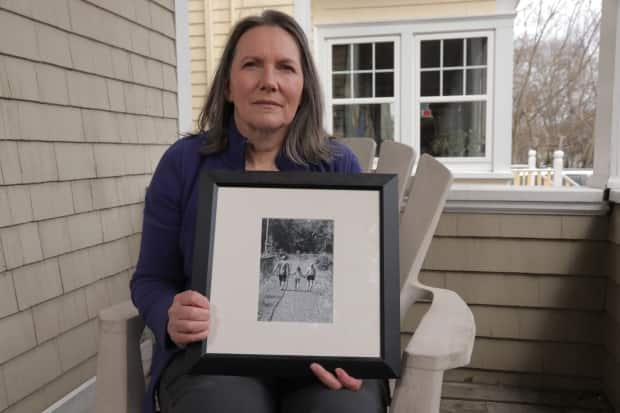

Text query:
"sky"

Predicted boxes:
[[514, 0, 601, 37]]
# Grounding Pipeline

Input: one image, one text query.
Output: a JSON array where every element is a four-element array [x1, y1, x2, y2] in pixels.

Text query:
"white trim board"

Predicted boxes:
[[41, 377, 96, 413], [446, 185, 608, 215], [175, 0, 192, 134]]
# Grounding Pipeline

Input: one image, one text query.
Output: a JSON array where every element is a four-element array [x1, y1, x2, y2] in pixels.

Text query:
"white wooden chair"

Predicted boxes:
[[375, 140, 416, 206], [95, 153, 475, 413], [390, 154, 475, 412], [337, 137, 376, 172]]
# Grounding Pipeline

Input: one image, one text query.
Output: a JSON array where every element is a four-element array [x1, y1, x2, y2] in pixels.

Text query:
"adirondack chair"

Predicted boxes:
[[336, 137, 376, 172], [375, 141, 416, 206], [95, 153, 475, 413]]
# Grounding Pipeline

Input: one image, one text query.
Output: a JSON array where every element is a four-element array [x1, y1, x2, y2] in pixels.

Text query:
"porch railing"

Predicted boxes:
[[512, 150, 581, 187]]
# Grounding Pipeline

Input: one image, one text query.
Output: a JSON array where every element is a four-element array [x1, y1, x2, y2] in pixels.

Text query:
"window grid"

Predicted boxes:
[[327, 38, 399, 144], [417, 34, 492, 160], [420, 38, 488, 98]]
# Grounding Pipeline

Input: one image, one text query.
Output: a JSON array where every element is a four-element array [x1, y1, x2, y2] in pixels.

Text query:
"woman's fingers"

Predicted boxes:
[[335, 368, 363, 391], [169, 319, 209, 334], [310, 363, 342, 390], [170, 328, 209, 345], [176, 290, 210, 308], [170, 305, 210, 322], [310, 364, 363, 391], [167, 291, 211, 347]]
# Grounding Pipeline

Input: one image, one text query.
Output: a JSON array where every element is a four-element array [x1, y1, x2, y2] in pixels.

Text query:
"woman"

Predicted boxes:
[[130, 10, 388, 413]]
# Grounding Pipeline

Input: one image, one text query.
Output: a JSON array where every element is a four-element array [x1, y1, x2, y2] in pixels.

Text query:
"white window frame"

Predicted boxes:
[[325, 36, 401, 142], [315, 14, 514, 177], [413, 31, 494, 169]]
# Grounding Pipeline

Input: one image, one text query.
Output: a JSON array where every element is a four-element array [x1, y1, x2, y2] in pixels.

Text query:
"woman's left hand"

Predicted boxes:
[[310, 363, 363, 391]]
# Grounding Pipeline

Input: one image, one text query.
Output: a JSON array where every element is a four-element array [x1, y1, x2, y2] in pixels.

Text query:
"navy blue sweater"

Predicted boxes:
[[130, 122, 361, 413]]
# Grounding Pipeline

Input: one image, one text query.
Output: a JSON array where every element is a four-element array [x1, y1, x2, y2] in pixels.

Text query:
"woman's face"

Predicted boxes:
[[228, 25, 304, 138]]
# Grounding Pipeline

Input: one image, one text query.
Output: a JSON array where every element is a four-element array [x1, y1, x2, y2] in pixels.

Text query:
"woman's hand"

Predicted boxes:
[[310, 363, 363, 391], [167, 290, 210, 347]]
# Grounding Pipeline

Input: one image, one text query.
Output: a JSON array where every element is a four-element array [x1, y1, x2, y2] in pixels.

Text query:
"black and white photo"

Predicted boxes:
[[257, 218, 334, 323]]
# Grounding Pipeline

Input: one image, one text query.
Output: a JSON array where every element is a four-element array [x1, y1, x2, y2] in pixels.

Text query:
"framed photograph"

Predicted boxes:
[[186, 170, 400, 378]]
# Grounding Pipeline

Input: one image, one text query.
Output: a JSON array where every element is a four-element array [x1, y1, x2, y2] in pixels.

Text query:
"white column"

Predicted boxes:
[[294, 0, 312, 42], [589, 0, 620, 189], [175, 0, 193, 134], [492, 15, 514, 175], [496, 0, 519, 13]]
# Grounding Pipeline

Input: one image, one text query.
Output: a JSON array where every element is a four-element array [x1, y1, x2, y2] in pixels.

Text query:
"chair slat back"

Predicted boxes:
[[338, 137, 376, 172], [399, 154, 452, 290], [375, 141, 416, 205]]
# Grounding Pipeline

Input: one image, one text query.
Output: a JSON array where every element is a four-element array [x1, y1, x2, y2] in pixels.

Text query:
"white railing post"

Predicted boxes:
[[528, 149, 537, 169], [553, 150, 564, 187]]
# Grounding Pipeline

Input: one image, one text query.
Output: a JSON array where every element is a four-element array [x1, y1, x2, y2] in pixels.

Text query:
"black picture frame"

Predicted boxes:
[[185, 170, 400, 379]]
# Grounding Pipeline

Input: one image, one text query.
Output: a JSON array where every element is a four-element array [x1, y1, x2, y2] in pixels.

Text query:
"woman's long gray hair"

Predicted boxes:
[[197, 10, 332, 165]]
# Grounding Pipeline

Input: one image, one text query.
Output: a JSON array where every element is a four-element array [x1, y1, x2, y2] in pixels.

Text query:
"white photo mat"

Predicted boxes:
[[205, 186, 381, 358]]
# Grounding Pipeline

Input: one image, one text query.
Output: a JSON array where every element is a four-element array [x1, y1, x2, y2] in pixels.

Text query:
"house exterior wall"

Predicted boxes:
[[0, 1, 177, 411], [312, 0, 496, 24], [606, 204, 620, 410], [403, 212, 610, 392], [188, 0, 294, 126]]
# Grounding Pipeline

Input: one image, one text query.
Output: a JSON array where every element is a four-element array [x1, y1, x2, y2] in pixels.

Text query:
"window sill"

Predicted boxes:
[[446, 185, 608, 215]]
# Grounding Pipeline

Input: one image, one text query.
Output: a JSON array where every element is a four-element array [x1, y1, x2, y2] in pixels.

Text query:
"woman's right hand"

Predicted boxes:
[[167, 290, 210, 347]]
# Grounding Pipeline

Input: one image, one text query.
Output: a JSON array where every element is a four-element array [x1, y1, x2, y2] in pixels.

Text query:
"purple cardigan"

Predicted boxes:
[[130, 123, 361, 413]]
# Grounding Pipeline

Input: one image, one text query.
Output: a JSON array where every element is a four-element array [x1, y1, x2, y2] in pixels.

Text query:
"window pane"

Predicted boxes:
[[443, 70, 463, 96], [332, 104, 395, 147], [466, 68, 486, 95], [421, 40, 440, 68], [353, 73, 372, 97], [375, 42, 394, 69], [375, 72, 394, 97], [420, 101, 486, 157], [443, 39, 464, 67], [332, 45, 350, 71], [467, 37, 487, 66], [354, 43, 372, 70], [332, 74, 350, 98], [420, 71, 440, 96]]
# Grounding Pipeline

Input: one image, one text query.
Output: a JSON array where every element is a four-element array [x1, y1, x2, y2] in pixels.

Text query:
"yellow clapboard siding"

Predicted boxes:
[[192, 96, 206, 107], [213, 34, 229, 48], [212, 9, 230, 22], [315, 0, 488, 8], [191, 47, 206, 60], [236, 5, 293, 18], [188, 0, 205, 11], [191, 59, 207, 71], [190, 35, 206, 48], [189, 22, 205, 36], [238, 0, 293, 6], [213, 22, 232, 34], [213, 0, 230, 9], [193, 83, 208, 96], [192, 71, 208, 84], [312, 0, 495, 23], [188, 10, 205, 24], [237, 7, 263, 18]]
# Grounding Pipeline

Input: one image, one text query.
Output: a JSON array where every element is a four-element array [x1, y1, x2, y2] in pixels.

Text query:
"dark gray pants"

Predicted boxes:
[[158, 354, 390, 413]]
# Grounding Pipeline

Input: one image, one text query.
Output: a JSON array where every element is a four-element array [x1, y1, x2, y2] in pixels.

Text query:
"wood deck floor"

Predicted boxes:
[[440, 382, 614, 413]]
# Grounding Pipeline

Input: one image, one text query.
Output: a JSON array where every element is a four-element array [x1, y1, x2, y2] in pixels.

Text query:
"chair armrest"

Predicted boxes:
[[95, 300, 145, 413], [99, 300, 143, 333], [403, 286, 475, 371], [390, 286, 475, 413]]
